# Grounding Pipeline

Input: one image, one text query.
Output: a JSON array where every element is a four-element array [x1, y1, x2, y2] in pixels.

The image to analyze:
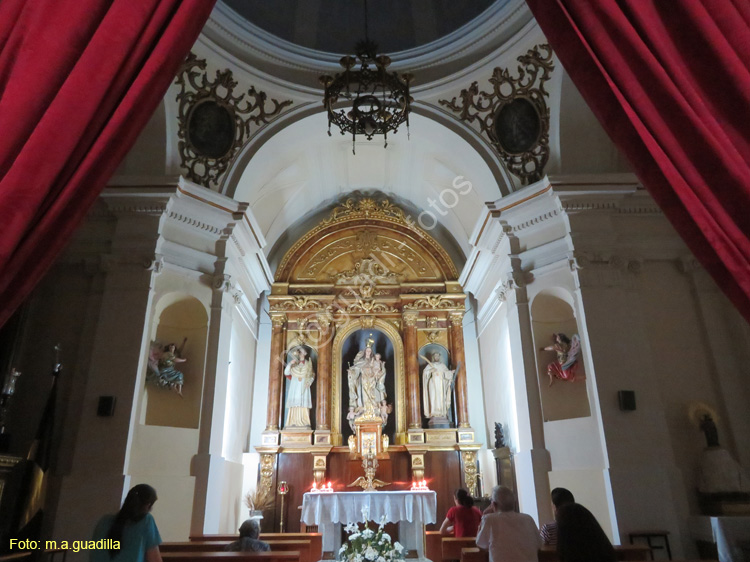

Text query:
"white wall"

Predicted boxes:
[[463, 178, 750, 558]]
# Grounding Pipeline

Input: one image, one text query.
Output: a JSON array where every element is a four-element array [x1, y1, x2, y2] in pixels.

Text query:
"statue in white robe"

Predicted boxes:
[[421, 352, 455, 423], [284, 347, 315, 428]]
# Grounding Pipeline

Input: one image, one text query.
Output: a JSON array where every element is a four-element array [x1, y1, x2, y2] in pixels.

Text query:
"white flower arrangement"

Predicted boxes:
[[338, 513, 407, 562]]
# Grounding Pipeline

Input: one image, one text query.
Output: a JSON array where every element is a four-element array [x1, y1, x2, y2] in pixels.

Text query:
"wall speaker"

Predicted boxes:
[[618, 390, 636, 411], [97, 396, 116, 417]]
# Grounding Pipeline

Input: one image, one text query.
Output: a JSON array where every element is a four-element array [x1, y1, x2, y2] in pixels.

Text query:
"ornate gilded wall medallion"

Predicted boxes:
[[187, 99, 236, 159], [175, 53, 293, 190], [439, 44, 554, 185], [494, 97, 542, 155]]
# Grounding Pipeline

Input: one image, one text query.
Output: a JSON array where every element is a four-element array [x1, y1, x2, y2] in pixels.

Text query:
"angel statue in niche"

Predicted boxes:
[[540, 333, 582, 386], [147, 338, 187, 396]]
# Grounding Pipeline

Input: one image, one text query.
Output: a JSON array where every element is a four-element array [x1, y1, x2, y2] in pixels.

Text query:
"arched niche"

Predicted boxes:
[[281, 340, 318, 430], [331, 319, 406, 445], [144, 293, 208, 428], [417, 343, 452, 427], [339, 329, 396, 440], [531, 289, 590, 422]]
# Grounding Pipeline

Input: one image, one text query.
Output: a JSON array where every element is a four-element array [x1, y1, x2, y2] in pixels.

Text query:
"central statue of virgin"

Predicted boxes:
[[347, 334, 387, 419]]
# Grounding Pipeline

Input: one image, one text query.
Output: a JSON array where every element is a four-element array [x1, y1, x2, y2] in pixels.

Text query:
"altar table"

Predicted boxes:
[[301, 491, 437, 561]]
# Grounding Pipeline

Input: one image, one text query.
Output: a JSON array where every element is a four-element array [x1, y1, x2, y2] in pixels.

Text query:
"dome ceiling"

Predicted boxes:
[[203, 0, 531, 89], [220, 0, 495, 54]]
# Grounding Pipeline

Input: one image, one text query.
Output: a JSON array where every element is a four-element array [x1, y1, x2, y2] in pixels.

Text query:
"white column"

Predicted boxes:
[[191, 275, 236, 534], [503, 281, 552, 523]]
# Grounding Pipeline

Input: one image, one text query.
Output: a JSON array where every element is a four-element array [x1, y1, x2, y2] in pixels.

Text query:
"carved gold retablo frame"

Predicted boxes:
[[275, 197, 458, 287], [263, 195, 472, 454]]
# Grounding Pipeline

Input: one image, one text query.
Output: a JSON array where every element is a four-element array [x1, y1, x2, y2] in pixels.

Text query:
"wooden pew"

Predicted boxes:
[[442, 538, 479, 561], [162, 541, 313, 562], [161, 551, 300, 562], [538, 547, 557, 562], [161, 543, 231, 552], [189, 534, 322, 561], [460, 547, 485, 562], [0, 554, 34, 562], [461, 545, 651, 562], [425, 531, 442, 562], [541, 546, 651, 562]]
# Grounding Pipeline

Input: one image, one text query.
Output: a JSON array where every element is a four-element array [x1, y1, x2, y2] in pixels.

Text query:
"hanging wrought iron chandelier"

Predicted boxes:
[[319, 3, 413, 154]]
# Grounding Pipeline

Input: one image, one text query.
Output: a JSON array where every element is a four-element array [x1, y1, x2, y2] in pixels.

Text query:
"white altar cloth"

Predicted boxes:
[[302, 490, 437, 526], [302, 491, 437, 561]]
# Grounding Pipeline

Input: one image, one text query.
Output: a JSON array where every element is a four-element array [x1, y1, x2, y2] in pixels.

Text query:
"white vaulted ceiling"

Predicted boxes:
[[230, 111, 506, 268]]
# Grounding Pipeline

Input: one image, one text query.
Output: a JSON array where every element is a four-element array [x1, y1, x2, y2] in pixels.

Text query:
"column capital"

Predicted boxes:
[[448, 311, 464, 327], [316, 312, 333, 330], [402, 311, 419, 327], [270, 313, 287, 328]]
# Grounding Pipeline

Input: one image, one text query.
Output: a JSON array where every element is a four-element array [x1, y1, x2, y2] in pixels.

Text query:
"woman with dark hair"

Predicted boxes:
[[439, 488, 482, 537], [556, 503, 614, 562], [90, 484, 162, 562]]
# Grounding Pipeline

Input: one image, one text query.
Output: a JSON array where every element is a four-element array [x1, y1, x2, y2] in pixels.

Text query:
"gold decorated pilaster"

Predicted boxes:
[[315, 313, 334, 433], [266, 313, 286, 431], [461, 449, 479, 498], [403, 311, 421, 429], [259, 453, 277, 496], [449, 312, 470, 428]]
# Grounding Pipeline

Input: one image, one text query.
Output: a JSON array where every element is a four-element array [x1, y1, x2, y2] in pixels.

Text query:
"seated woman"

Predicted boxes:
[[90, 484, 162, 562], [439, 488, 483, 537], [225, 519, 270, 552], [556, 503, 615, 562]]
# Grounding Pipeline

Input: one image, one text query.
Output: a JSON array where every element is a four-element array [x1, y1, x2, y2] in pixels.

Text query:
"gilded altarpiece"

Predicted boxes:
[[255, 197, 480, 533]]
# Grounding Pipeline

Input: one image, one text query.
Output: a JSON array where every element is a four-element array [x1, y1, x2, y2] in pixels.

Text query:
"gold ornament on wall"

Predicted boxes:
[[270, 296, 327, 311], [275, 193, 458, 285], [461, 450, 479, 498], [439, 44, 554, 186], [404, 295, 463, 310], [333, 258, 403, 285], [175, 52, 293, 190], [259, 453, 276, 495]]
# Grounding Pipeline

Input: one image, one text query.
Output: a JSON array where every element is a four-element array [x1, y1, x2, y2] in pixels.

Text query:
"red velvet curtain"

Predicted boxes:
[[0, 0, 216, 328], [526, 0, 750, 322]]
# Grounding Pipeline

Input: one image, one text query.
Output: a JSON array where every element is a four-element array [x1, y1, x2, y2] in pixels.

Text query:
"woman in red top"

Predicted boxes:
[[439, 488, 483, 537]]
